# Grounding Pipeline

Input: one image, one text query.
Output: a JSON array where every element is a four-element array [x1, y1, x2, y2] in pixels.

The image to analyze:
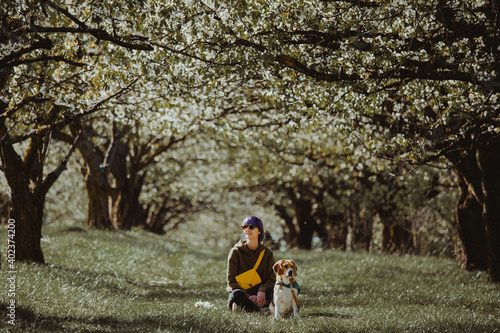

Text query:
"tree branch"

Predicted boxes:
[[0, 37, 53, 69], [38, 0, 153, 51], [40, 130, 81, 196], [2, 55, 85, 69], [234, 35, 476, 84], [1, 79, 138, 146], [321, 0, 382, 7], [0, 94, 51, 121], [138, 134, 188, 170]]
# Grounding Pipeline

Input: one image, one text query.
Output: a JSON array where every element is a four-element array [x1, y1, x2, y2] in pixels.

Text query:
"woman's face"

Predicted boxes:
[[242, 224, 260, 242]]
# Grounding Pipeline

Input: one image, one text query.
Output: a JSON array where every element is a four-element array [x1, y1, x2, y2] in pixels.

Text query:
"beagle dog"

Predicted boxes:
[[269, 259, 300, 318]]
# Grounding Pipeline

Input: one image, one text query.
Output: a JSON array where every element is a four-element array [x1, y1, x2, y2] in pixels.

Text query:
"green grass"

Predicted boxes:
[[1, 225, 499, 332]]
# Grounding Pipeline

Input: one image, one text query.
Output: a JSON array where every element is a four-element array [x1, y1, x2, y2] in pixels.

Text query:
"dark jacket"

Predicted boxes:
[[226, 240, 275, 295]]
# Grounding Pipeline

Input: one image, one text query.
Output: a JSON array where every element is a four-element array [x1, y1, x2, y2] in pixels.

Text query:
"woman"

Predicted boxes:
[[227, 216, 275, 312]]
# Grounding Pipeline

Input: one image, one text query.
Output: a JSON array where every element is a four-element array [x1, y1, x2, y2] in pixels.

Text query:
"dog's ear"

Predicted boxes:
[[273, 260, 283, 274], [290, 260, 298, 276]]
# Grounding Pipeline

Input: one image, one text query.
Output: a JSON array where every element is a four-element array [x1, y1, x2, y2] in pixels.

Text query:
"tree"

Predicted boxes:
[[3, 0, 498, 282], [210, 114, 455, 253], [0, 0, 152, 262], [151, 0, 498, 280], [57, 117, 190, 231]]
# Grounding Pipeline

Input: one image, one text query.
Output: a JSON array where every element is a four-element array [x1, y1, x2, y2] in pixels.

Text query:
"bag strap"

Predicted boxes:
[[253, 249, 265, 270]]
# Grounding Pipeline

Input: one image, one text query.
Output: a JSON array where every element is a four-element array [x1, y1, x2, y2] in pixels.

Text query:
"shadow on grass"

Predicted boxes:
[[145, 282, 225, 300], [305, 312, 353, 320], [46, 263, 225, 302], [3, 303, 229, 333]]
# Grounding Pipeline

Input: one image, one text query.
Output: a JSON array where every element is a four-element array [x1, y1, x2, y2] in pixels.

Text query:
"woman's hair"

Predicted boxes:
[[242, 215, 264, 244]]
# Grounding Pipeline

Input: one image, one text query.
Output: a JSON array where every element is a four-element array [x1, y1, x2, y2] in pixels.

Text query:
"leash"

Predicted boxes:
[[291, 289, 300, 310]]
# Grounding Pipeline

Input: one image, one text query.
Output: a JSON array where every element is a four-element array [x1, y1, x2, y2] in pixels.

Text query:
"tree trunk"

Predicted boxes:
[[379, 209, 396, 253], [0, 119, 44, 262], [448, 149, 489, 271], [275, 204, 298, 248], [1, 144, 46, 263], [112, 185, 144, 230], [346, 208, 356, 251], [447, 133, 500, 282], [293, 197, 315, 249], [331, 213, 348, 250], [142, 199, 171, 234], [143, 204, 168, 234], [1, 103, 79, 263], [0, 192, 9, 225], [362, 215, 374, 252], [353, 211, 374, 252], [314, 214, 330, 249], [9, 186, 45, 263], [312, 196, 332, 249], [142, 197, 192, 234], [107, 136, 146, 230], [346, 209, 375, 252], [6, 144, 80, 262], [477, 134, 500, 282], [85, 173, 114, 229], [70, 122, 114, 229], [455, 172, 488, 270]]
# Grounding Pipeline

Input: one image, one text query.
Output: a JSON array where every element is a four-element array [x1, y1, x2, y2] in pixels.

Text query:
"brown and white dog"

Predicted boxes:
[[269, 259, 300, 319]]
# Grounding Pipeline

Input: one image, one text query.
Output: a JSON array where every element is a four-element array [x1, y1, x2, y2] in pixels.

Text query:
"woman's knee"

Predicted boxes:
[[231, 289, 246, 295], [228, 289, 246, 308]]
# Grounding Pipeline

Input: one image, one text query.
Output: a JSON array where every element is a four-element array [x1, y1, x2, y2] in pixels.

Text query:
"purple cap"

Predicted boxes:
[[242, 216, 264, 244]]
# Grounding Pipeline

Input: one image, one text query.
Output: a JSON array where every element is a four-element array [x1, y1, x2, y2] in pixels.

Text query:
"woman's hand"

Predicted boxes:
[[249, 291, 266, 307], [257, 291, 266, 307]]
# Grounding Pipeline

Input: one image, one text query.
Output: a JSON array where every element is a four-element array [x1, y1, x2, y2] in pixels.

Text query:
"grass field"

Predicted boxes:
[[1, 224, 499, 332]]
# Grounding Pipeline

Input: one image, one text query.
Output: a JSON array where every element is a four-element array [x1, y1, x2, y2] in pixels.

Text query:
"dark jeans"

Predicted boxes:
[[227, 287, 274, 312]]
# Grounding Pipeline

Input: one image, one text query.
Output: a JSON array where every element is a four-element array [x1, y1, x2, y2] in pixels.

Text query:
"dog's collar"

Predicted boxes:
[[276, 281, 300, 291]]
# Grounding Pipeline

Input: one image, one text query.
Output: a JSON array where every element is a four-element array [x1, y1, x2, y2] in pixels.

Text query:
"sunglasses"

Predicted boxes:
[[241, 225, 257, 230]]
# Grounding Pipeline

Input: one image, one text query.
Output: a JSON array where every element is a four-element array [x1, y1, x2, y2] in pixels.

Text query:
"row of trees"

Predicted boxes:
[[202, 120, 453, 253], [1, 0, 499, 281]]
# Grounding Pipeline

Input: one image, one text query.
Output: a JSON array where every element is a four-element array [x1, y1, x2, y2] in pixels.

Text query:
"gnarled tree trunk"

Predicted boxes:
[[0, 118, 46, 263], [0, 145, 45, 263], [455, 171, 488, 270], [108, 137, 145, 230], [1, 115, 79, 262], [477, 134, 500, 282], [275, 204, 298, 248], [70, 121, 114, 229], [290, 190, 315, 250], [447, 133, 500, 282]]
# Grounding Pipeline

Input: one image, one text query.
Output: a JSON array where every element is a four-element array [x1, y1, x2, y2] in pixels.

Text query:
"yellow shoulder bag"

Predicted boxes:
[[235, 249, 265, 290]]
